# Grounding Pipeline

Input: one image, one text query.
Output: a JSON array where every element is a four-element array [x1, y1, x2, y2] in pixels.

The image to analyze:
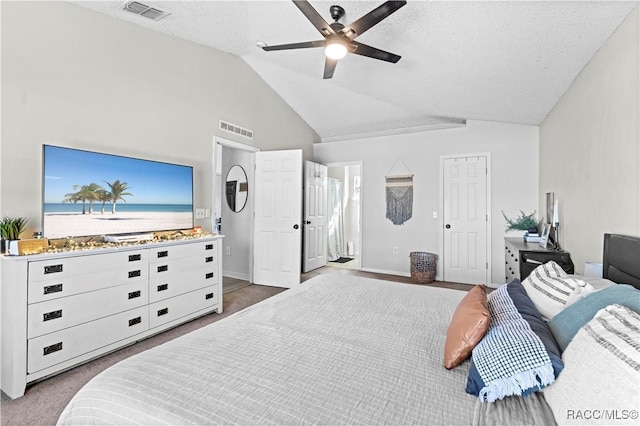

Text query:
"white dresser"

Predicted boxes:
[[1, 236, 223, 399]]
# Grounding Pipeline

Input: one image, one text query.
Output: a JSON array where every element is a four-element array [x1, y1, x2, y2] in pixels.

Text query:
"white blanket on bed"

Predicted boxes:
[[58, 275, 479, 425]]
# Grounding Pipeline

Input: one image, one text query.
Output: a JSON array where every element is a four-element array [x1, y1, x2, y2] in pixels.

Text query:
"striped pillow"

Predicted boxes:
[[544, 305, 640, 425], [521, 261, 594, 320]]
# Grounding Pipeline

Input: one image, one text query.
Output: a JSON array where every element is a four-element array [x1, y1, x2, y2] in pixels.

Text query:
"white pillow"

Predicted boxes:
[[521, 261, 595, 320], [567, 274, 615, 290], [544, 304, 640, 425]]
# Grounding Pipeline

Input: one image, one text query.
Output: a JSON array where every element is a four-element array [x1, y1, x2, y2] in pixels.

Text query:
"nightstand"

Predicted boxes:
[[505, 237, 574, 282]]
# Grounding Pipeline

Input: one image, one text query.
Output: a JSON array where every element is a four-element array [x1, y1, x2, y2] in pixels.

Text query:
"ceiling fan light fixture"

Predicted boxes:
[[324, 38, 348, 60]]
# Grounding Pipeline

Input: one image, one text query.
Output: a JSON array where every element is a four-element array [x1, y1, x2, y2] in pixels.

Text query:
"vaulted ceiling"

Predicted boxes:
[[71, 1, 637, 141]]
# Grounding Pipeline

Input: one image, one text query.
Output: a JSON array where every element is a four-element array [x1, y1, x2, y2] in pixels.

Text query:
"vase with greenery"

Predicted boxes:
[[501, 210, 540, 233], [0, 216, 28, 254]]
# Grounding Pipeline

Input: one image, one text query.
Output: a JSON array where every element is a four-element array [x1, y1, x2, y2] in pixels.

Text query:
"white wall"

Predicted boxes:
[[315, 120, 539, 284], [0, 2, 318, 236], [539, 6, 640, 273]]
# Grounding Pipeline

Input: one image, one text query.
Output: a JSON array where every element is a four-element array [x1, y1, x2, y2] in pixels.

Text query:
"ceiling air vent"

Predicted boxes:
[[122, 1, 171, 21], [219, 120, 254, 140]]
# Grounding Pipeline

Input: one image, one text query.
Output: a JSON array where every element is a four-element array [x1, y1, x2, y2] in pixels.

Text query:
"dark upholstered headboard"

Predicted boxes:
[[603, 233, 640, 290]]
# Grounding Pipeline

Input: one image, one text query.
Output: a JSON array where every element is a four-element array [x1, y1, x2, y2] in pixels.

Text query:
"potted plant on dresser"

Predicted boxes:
[[501, 210, 541, 242], [0, 217, 28, 255]]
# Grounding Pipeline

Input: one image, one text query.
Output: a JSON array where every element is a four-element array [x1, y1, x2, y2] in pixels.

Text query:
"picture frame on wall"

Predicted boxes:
[[540, 224, 550, 249]]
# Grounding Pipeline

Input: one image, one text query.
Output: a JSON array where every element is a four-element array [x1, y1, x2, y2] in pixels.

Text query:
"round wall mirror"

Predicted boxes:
[[225, 165, 248, 212]]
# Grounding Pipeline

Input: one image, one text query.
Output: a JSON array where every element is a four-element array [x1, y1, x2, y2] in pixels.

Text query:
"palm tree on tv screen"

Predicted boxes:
[[62, 183, 105, 215], [96, 189, 112, 214], [61, 191, 82, 213], [105, 180, 133, 214]]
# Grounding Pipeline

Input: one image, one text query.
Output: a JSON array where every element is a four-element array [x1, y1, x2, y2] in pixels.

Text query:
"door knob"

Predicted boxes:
[[293, 224, 299, 229], [305, 220, 311, 224], [445, 224, 451, 229]]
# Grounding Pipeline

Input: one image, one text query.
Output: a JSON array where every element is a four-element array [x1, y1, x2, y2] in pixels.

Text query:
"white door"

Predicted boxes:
[[443, 156, 488, 284], [303, 161, 328, 272], [253, 150, 303, 288]]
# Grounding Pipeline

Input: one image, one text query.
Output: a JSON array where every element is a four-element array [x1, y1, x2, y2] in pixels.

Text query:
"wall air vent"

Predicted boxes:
[[219, 120, 254, 140], [122, 1, 171, 21]]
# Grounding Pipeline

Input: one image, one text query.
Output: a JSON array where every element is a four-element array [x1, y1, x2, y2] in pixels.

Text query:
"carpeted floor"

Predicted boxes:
[[0, 267, 472, 426]]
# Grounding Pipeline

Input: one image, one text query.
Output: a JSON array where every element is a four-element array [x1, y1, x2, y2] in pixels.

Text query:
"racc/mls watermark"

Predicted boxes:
[[566, 409, 639, 421]]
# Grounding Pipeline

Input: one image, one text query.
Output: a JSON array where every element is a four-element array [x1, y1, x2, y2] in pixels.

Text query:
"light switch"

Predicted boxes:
[[432, 211, 438, 219], [195, 209, 205, 219]]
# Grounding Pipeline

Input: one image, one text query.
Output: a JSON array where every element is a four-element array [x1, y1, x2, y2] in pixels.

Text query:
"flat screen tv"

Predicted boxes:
[[43, 145, 194, 239]]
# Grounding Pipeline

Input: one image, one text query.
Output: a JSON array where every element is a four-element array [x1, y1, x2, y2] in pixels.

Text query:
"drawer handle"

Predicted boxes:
[[205, 272, 214, 279], [128, 270, 141, 278], [157, 307, 169, 317], [205, 244, 213, 250], [157, 265, 169, 273], [205, 292, 214, 300], [128, 290, 141, 299], [44, 264, 63, 275], [43, 309, 62, 322], [43, 342, 63, 356], [129, 254, 141, 262], [205, 256, 214, 263], [128, 316, 142, 327], [157, 250, 168, 258], [157, 283, 169, 292], [44, 283, 63, 295]]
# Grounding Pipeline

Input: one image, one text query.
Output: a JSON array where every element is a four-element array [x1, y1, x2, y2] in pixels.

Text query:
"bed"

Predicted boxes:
[[57, 234, 640, 425]]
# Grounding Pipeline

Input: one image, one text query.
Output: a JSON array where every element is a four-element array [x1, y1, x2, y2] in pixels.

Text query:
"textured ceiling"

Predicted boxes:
[[70, 1, 637, 141]]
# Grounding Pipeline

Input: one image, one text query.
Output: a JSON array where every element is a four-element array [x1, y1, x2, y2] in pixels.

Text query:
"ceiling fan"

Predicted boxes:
[[261, 0, 407, 79]]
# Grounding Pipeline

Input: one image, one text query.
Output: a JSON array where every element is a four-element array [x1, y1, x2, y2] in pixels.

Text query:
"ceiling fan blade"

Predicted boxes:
[[340, 1, 407, 40], [351, 41, 401, 63], [292, 0, 335, 37], [323, 58, 338, 79], [262, 40, 325, 51]]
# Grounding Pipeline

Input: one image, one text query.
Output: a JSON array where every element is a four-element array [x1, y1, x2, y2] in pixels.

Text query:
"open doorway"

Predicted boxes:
[[326, 162, 362, 271], [215, 137, 259, 294]]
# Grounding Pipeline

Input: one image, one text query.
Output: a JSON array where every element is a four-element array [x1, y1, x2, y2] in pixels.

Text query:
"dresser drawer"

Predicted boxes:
[[27, 260, 149, 304], [149, 267, 218, 303], [505, 243, 520, 281], [27, 306, 148, 374], [149, 241, 217, 264], [28, 281, 148, 338], [149, 254, 217, 278], [149, 286, 218, 329], [28, 250, 147, 282]]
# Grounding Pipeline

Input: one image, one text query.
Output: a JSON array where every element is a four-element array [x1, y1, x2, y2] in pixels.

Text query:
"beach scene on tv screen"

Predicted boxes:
[[43, 146, 194, 239]]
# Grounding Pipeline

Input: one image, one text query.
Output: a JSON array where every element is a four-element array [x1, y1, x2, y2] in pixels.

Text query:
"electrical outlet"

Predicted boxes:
[[226, 246, 231, 255], [195, 209, 205, 219], [393, 247, 398, 254]]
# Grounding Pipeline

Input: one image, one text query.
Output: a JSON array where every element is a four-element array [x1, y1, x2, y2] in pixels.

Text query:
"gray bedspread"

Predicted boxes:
[[57, 275, 550, 425]]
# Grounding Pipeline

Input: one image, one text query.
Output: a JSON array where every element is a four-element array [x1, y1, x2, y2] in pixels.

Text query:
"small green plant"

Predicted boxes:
[[502, 210, 540, 232], [0, 216, 28, 240]]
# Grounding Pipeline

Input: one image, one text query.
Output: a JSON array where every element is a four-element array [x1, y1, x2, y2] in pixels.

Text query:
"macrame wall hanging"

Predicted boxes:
[[385, 157, 414, 225]]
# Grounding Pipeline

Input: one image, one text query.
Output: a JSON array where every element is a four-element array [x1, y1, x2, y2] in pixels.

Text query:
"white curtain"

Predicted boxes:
[[327, 178, 344, 261]]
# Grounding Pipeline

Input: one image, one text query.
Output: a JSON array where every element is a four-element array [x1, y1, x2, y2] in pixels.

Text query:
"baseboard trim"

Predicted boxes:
[[222, 271, 250, 281]]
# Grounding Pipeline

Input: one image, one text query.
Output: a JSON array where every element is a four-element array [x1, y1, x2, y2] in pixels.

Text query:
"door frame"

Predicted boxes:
[[214, 136, 260, 283], [324, 161, 364, 270], [438, 153, 492, 284]]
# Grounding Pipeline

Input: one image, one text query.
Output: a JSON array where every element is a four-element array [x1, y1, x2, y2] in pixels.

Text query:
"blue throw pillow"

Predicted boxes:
[[466, 280, 563, 401], [548, 284, 640, 351]]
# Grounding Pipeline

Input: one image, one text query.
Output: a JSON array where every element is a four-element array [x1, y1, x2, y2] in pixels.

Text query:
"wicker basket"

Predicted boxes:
[[410, 251, 437, 284]]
